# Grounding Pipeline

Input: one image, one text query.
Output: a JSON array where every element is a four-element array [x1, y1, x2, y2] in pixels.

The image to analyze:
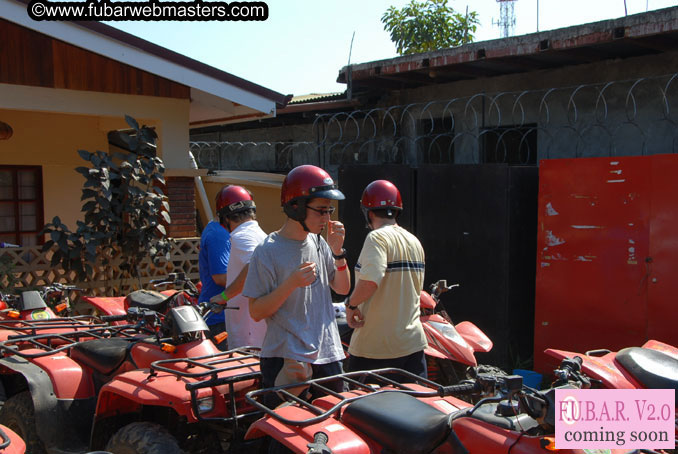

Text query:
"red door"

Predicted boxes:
[[534, 156, 657, 372], [647, 154, 678, 344]]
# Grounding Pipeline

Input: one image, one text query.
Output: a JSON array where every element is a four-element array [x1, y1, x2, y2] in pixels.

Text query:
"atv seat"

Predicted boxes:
[[342, 392, 451, 454], [70, 338, 134, 375], [616, 347, 678, 404], [125, 290, 171, 313]]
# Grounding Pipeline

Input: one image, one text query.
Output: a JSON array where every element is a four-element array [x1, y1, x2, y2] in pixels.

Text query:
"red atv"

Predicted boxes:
[[0, 288, 114, 344], [545, 339, 678, 448], [0, 296, 258, 454], [79, 272, 200, 318], [243, 358, 641, 454], [0, 283, 83, 321]]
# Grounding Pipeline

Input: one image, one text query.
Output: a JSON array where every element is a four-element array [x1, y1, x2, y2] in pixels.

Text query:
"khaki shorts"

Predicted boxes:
[[274, 358, 313, 396]]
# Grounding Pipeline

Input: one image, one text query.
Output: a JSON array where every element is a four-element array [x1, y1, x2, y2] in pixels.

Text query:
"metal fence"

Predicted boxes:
[[191, 73, 678, 171]]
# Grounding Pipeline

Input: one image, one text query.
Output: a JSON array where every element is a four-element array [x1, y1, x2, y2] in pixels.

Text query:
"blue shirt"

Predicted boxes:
[[198, 220, 231, 325]]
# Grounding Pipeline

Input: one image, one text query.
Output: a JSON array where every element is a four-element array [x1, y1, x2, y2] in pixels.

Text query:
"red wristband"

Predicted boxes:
[[336, 263, 348, 271]]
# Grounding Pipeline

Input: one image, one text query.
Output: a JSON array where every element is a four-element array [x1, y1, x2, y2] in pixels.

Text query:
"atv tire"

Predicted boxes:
[[105, 422, 185, 454], [0, 391, 47, 454], [468, 364, 508, 379]]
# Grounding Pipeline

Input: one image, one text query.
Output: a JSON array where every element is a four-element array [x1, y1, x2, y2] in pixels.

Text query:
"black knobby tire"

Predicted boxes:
[[105, 422, 185, 454], [470, 364, 508, 378], [0, 391, 47, 454]]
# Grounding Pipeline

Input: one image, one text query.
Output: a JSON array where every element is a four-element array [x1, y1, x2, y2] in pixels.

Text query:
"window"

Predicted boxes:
[[482, 124, 537, 165], [0, 166, 44, 247]]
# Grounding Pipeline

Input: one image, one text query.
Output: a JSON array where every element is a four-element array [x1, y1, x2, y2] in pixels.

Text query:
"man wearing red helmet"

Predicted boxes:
[[208, 185, 267, 348], [242, 165, 350, 394], [344, 180, 428, 378]]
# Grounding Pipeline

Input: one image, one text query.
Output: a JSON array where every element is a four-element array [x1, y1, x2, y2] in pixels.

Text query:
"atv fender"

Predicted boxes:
[[544, 348, 639, 389], [455, 321, 492, 353], [643, 339, 678, 360], [0, 424, 26, 454], [79, 296, 126, 317], [95, 370, 197, 420], [245, 413, 372, 454], [0, 355, 95, 453]]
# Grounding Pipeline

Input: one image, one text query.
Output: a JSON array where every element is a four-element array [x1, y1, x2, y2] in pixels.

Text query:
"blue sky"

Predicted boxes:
[[106, 0, 678, 96]]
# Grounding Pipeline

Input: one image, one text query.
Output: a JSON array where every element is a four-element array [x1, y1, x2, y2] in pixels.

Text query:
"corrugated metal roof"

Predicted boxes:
[[289, 92, 345, 105]]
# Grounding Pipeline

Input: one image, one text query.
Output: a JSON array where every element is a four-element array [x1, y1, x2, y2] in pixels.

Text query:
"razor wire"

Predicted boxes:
[[191, 72, 678, 170]]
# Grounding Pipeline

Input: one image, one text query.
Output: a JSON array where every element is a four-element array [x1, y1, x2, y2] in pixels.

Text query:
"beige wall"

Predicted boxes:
[[0, 84, 190, 170], [202, 180, 285, 235], [0, 102, 183, 233]]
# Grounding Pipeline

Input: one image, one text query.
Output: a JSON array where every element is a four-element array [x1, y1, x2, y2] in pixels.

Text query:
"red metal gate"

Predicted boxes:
[[534, 155, 678, 372]]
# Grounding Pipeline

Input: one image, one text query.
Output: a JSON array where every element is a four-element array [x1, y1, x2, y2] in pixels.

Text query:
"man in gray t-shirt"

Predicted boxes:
[[243, 165, 350, 394]]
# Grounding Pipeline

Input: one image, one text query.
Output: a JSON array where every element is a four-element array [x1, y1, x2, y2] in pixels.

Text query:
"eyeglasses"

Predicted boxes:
[[306, 205, 336, 216]]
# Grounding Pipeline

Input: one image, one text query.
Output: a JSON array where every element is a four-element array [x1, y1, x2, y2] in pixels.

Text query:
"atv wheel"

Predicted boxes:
[[0, 392, 47, 454], [105, 422, 185, 454], [468, 364, 508, 379]]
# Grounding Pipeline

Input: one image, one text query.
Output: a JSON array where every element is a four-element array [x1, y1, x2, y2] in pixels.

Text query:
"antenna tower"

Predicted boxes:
[[495, 0, 517, 38]]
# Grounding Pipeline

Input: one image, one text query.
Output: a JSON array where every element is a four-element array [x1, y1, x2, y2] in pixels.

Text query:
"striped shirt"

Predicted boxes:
[[349, 224, 427, 359]]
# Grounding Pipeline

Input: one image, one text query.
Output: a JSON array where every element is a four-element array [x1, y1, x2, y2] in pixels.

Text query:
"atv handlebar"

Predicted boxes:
[[440, 381, 481, 397], [429, 279, 460, 299], [150, 272, 200, 298]]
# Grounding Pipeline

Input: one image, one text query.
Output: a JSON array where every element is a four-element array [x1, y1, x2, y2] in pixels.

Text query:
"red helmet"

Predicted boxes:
[[361, 180, 403, 211], [281, 165, 344, 222], [216, 185, 255, 216]]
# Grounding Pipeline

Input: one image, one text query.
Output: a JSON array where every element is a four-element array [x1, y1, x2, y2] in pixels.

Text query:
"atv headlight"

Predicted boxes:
[[197, 396, 214, 414], [428, 321, 467, 346]]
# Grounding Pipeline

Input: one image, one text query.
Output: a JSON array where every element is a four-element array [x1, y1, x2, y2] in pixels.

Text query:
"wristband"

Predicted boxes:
[[220, 290, 229, 302], [336, 263, 348, 271], [332, 248, 347, 260]]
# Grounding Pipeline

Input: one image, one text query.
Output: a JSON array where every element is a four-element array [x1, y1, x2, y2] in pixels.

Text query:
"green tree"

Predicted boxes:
[[382, 0, 479, 55], [41, 115, 172, 282]]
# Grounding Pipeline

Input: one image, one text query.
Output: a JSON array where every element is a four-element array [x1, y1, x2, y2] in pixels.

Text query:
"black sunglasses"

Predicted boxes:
[[307, 205, 336, 216]]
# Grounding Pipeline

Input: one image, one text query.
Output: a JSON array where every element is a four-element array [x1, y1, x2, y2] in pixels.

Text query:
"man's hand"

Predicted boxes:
[[209, 293, 225, 304], [287, 262, 317, 288], [346, 306, 365, 328], [327, 221, 345, 254], [207, 301, 226, 314]]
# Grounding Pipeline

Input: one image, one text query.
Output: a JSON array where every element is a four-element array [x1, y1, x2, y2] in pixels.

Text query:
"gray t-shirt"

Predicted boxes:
[[242, 231, 344, 364]]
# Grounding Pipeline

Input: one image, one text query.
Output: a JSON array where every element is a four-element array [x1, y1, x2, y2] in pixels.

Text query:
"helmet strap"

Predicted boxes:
[[283, 199, 310, 232], [361, 207, 373, 231]]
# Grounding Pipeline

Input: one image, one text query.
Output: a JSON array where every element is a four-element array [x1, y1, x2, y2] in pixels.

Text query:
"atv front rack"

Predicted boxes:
[[0, 315, 105, 334], [0, 323, 149, 358], [150, 347, 262, 428], [246, 368, 462, 427]]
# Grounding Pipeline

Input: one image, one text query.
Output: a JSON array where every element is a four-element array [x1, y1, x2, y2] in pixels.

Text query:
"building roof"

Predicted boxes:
[[2, 0, 291, 126], [288, 92, 345, 104], [338, 6, 678, 90]]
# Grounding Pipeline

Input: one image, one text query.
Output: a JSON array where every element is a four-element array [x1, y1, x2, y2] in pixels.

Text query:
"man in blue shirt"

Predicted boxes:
[[198, 187, 234, 350]]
